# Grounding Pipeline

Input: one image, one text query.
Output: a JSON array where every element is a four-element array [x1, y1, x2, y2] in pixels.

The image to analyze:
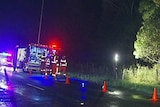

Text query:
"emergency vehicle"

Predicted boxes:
[[0, 52, 13, 67], [16, 43, 62, 73]]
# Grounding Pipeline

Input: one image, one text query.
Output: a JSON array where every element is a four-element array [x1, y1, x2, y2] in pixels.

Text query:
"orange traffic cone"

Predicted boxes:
[[152, 87, 158, 102], [65, 76, 70, 84], [29, 69, 32, 76], [102, 81, 107, 93]]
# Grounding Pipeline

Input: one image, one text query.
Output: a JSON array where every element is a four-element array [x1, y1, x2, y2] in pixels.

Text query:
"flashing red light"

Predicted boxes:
[[49, 39, 61, 48], [52, 45, 57, 48]]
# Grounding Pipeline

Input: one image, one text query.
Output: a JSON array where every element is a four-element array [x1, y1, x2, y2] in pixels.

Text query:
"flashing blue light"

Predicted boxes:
[[81, 82, 87, 102], [0, 52, 12, 56]]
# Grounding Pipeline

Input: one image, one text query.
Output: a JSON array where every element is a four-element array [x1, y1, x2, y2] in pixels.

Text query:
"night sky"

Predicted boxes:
[[0, 0, 141, 66]]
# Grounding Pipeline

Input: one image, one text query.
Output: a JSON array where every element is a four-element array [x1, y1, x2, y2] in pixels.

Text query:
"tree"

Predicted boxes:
[[133, 0, 160, 63]]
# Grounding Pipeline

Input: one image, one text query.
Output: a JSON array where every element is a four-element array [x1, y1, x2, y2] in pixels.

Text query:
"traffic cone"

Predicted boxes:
[[65, 76, 70, 84], [152, 87, 158, 102], [102, 81, 107, 93], [29, 69, 32, 76], [45, 72, 48, 80]]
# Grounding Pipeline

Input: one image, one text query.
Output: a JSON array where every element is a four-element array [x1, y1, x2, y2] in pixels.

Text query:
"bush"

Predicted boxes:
[[122, 64, 160, 85]]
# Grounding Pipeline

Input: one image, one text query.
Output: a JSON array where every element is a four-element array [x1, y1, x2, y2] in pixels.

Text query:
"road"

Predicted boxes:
[[0, 66, 160, 107]]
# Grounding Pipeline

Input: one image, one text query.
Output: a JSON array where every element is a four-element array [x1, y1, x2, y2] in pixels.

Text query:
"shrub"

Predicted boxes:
[[122, 64, 160, 85]]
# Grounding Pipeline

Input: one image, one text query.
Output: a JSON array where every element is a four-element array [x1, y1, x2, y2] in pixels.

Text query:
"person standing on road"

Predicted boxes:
[[50, 52, 59, 77], [55, 55, 60, 75], [40, 52, 46, 74], [59, 56, 67, 76]]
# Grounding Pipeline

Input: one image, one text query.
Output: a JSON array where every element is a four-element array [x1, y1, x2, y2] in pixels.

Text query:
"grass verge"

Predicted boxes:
[[68, 71, 160, 96]]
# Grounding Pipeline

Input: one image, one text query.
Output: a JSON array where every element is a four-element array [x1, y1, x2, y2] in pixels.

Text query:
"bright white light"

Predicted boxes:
[[108, 90, 124, 99], [82, 83, 85, 87], [0, 66, 6, 73], [114, 53, 119, 62], [0, 79, 8, 89], [0, 66, 13, 74], [1, 58, 6, 63], [108, 90, 122, 95], [80, 102, 85, 105], [0, 52, 12, 56]]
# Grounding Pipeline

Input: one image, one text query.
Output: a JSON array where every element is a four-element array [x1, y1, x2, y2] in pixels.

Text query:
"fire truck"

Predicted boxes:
[[16, 43, 62, 73]]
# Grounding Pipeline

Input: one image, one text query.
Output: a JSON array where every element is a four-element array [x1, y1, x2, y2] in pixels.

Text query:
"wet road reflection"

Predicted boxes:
[[0, 71, 17, 107], [0, 88, 17, 107], [0, 66, 160, 107]]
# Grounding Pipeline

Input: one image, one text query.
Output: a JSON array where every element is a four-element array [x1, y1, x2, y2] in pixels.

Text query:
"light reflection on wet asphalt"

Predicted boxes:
[[0, 88, 17, 107], [0, 66, 160, 107]]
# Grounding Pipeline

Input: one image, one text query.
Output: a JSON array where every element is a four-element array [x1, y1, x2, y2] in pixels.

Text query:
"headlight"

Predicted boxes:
[[0, 58, 6, 63]]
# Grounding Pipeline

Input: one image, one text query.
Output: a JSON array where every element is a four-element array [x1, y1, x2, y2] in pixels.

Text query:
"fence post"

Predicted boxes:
[[156, 69, 158, 81]]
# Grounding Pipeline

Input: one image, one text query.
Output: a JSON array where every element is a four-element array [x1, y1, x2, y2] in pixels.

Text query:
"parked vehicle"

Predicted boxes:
[[16, 43, 62, 73]]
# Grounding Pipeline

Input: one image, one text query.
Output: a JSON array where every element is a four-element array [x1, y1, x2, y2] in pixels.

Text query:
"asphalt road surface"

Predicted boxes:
[[0, 66, 160, 107]]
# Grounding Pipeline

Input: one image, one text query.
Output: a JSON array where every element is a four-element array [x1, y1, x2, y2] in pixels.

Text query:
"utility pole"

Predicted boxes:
[[37, 0, 45, 44], [114, 53, 119, 80]]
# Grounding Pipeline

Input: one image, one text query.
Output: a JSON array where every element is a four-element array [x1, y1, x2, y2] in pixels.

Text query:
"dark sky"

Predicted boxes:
[[0, 0, 141, 65], [0, 0, 102, 46]]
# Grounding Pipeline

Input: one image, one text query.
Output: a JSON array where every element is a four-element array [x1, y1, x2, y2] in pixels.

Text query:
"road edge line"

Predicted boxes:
[[26, 83, 45, 91]]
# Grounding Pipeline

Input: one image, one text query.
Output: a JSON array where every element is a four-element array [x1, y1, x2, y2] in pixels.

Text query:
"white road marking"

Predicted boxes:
[[26, 83, 45, 91]]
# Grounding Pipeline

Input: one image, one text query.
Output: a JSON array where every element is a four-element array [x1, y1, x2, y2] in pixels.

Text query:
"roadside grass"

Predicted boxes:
[[68, 63, 160, 95], [110, 80, 160, 95], [68, 72, 160, 95]]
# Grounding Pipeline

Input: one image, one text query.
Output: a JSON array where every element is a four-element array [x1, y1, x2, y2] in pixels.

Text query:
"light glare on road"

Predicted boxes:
[[108, 90, 123, 96]]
